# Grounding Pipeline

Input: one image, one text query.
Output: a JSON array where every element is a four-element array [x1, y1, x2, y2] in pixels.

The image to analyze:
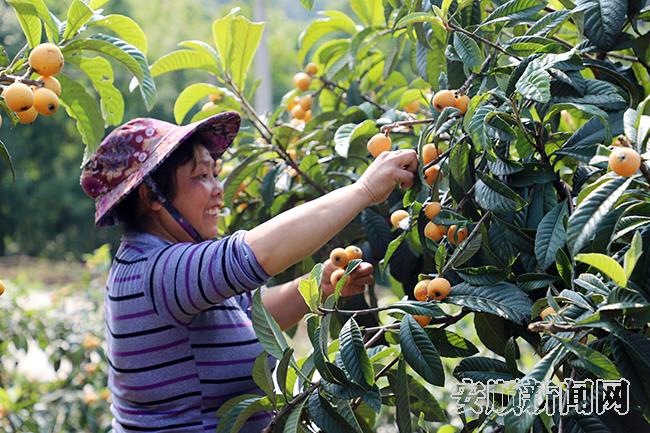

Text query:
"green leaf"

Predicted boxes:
[[504, 345, 569, 433], [66, 54, 124, 126], [516, 62, 551, 103], [535, 201, 568, 270], [389, 301, 446, 317], [63, 0, 94, 41], [395, 357, 412, 433], [298, 278, 321, 314], [453, 32, 484, 72], [399, 315, 444, 386], [6, 0, 42, 48], [308, 392, 359, 433], [351, 0, 384, 26], [88, 14, 148, 55], [551, 79, 627, 111], [339, 318, 374, 388], [425, 328, 479, 358], [150, 49, 219, 77], [582, 0, 627, 51], [456, 265, 508, 285], [555, 112, 624, 162], [0, 139, 16, 182], [223, 153, 264, 205], [525, 10, 571, 36], [624, 231, 643, 278], [575, 253, 627, 287], [446, 282, 532, 324], [63, 34, 156, 110], [453, 356, 515, 382], [212, 10, 265, 91], [276, 348, 294, 400], [557, 337, 620, 380], [474, 173, 527, 214], [58, 74, 104, 157], [282, 398, 307, 433], [610, 328, 650, 413], [299, 0, 315, 11], [334, 124, 356, 158], [297, 11, 357, 64], [396, 12, 444, 27], [173, 83, 222, 124], [481, 0, 545, 27], [217, 396, 271, 433], [252, 289, 288, 360], [448, 232, 483, 268], [252, 352, 275, 402], [567, 176, 633, 256]]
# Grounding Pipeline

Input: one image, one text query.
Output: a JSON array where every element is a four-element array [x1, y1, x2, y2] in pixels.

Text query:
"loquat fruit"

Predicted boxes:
[[287, 96, 299, 111], [209, 92, 222, 102], [29, 43, 64, 76], [290, 104, 305, 120], [345, 245, 363, 261], [293, 72, 311, 91], [37, 75, 61, 96], [414, 279, 430, 301], [427, 277, 451, 300], [83, 334, 101, 350], [413, 315, 432, 327], [424, 222, 444, 241], [367, 133, 391, 157], [16, 107, 38, 124], [4, 82, 34, 112], [404, 99, 420, 113], [330, 248, 350, 268], [447, 225, 468, 245], [305, 62, 319, 75], [422, 143, 439, 165], [33, 87, 59, 116], [540, 306, 556, 320], [330, 268, 347, 288], [287, 149, 297, 161], [0, 280, 4, 296], [454, 94, 470, 114], [432, 89, 456, 112], [304, 109, 312, 122], [609, 147, 641, 177], [424, 202, 441, 220], [299, 94, 312, 110], [424, 165, 441, 186], [390, 209, 410, 229], [0, 114, 2, 129]]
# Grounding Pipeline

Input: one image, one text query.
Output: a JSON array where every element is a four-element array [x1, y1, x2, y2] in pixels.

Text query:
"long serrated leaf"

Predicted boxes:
[[557, 337, 620, 380], [63, 0, 93, 41], [282, 397, 307, 433], [453, 356, 515, 382], [173, 83, 222, 124], [582, 0, 627, 51], [252, 289, 288, 360], [575, 253, 627, 287], [446, 282, 532, 324], [624, 231, 643, 279], [399, 315, 444, 386], [516, 62, 551, 103], [150, 49, 219, 77], [88, 14, 148, 54], [389, 301, 446, 317], [6, 0, 42, 48], [453, 32, 484, 72], [395, 357, 412, 433], [535, 201, 568, 270], [340, 318, 374, 387], [481, 0, 545, 27], [425, 328, 479, 358], [567, 176, 633, 255], [58, 74, 104, 157], [0, 140, 16, 181], [308, 392, 359, 433]]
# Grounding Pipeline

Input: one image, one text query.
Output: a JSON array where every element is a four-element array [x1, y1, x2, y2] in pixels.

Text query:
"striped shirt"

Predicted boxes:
[[105, 230, 273, 433]]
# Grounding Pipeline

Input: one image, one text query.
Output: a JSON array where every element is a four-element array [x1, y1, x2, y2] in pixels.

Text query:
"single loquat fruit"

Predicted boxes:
[[33, 88, 59, 116], [330, 268, 347, 288], [422, 143, 439, 165], [4, 82, 34, 112], [404, 99, 420, 113], [424, 165, 440, 186], [0, 280, 5, 296], [413, 315, 432, 327], [424, 222, 445, 241], [37, 75, 61, 96], [424, 202, 441, 220], [305, 62, 319, 75], [83, 334, 101, 350], [432, 90, 456, 112], [330, 248, 350, 268], [287, 96, 299, 111], [609, 147, 641, 177], [16, 107, 38, 124], [427, 277, 451, 300], [299, 94, 312, 110], [447, 225, 468, 245], [345, 245, 363, 261], [29, 43, 64, 76], [390, 209, 410, 229], [367, 133, 391, 157], [540, 306, 556, 320], [293, 72, 311, 91], [454, 93, 470, 114], [414, 279, 430, 301], [304, 109, 312, 122], [290, 104, 305, 120], [209, 92, 222, 102]]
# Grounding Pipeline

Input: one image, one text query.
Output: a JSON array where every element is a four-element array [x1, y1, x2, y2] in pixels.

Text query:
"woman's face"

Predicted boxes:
[[170, 144, 224, 240]]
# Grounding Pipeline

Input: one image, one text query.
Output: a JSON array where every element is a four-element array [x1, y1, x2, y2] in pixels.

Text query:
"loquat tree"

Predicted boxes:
[[153, 0, 650, 431]]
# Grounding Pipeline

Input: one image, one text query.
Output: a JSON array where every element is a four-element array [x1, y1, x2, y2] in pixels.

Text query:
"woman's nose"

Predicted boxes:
[[213, 178, 224, 197]]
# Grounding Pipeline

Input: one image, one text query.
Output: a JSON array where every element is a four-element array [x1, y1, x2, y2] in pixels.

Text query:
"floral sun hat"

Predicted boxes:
[[80, 111, 241, 227]]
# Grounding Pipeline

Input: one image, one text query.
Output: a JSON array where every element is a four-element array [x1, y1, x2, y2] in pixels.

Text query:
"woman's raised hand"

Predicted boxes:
[[355, 149, 419, 205]]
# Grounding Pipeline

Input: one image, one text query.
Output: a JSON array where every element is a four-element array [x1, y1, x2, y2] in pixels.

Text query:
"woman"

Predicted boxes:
[[80, 112, 418, 432]]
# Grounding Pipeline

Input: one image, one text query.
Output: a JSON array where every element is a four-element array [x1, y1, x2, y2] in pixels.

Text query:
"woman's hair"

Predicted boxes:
[[114, 136, 203, 233]]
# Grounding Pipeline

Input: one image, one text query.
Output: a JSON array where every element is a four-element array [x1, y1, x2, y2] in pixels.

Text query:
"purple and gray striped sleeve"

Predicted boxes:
[[144, 230, 270, 326]]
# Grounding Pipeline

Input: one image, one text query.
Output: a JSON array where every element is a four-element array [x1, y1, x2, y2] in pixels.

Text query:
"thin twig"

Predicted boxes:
[[447, 22, 519, 60], [318, 76, 390, 112], [440, 211, 492, 276]]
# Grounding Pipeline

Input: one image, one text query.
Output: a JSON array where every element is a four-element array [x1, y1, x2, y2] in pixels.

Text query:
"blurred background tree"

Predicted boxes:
[[0, 0, 346, 259]]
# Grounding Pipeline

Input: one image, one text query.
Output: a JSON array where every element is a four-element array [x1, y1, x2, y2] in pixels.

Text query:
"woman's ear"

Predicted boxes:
[[138, 183, 163, 211]]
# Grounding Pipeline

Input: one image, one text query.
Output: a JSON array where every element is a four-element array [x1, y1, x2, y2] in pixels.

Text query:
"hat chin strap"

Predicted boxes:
[[143, 176, 204, 243]]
